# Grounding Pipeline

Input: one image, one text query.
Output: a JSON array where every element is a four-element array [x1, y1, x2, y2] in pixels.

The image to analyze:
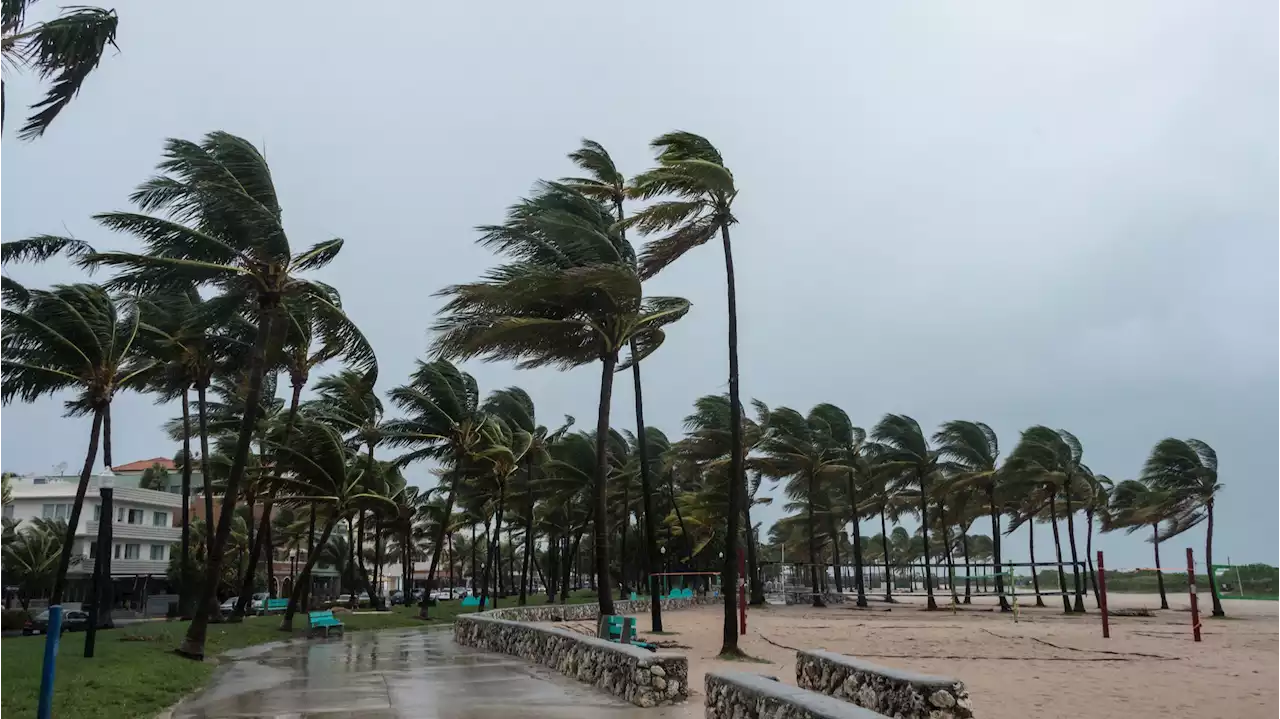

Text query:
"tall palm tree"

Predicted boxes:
[[270, 418, 396, 630], [1083, 473, 1113, 605], [868, 414, 940, 610], [1, 1, 119, 139], [82, 131, 357, 659], [1101, 479, 1178, 609], [563, 138, 669, 628], [1, 283, 154, 606], [431, 182, 690, 616], [755, 406, 849, 608], [1141, 438, 1226, 617], [469, 414, 532, 609], [383, 359, 487, 613], [933, 420, 1011, 611], [811, 404, 869, 607], [628, 131, 742, 654], [1006, 426, 1090, 613]]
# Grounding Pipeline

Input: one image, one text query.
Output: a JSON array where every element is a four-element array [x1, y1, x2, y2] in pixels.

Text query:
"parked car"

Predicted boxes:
[[333, 592, 370, 607], [23, 609, 90, 635], [389, 590, 405, 605], [219, 597, 239, 616], [251, 592, 269, 611]]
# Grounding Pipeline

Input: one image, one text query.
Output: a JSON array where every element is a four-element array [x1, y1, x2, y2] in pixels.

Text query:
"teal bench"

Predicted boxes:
[[260, 598, 290, 615], [600, 615, 655, 652], [307, 610, 345, 637]]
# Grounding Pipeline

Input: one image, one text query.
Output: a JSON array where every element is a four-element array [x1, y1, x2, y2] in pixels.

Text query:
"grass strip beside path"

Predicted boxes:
[[1, 591, 600, 719]]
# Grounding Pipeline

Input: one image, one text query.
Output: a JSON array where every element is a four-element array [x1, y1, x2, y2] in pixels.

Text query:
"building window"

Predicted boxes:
[[149, 545, 166, 561], [127, 509, 144, 525], [89, 542, 96, 559], [93, 504, 101, 521], [42, 503, 70, 519], [152, 511, 169, 527], [117, 507, 125, 522], [124, 544, 140, 560], [114, 543, 122, 559]]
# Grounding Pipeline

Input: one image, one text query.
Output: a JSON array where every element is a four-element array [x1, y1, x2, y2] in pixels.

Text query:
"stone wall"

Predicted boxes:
[[454, 613, 687, 707], [706, 671, 891, 719], [482, 594, 718, 623], [796, 650, 973, 719]]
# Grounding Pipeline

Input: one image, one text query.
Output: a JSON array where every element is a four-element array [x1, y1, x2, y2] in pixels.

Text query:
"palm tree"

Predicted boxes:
[[933, 421, 1011, 611], [469, 414, 532, 609], [1101, 479, 1178, 609], [628, 131, 742, 654], [81, 131, 358, 659], [811, 404, 869, 607], [1, 1, 119, 139], [383, 359, 487, 614], [1006, 426, 1090, 612], [1083, 474, 1113, 605], [431, 182, 690, 616], [1141, 438, 1226, 617], [1, 283, 154, 606], [755, 406, 849, 608], [1, 519, 73, 609], [563, 138, 669, 628], [271, 418, 396, 630], [868, 414, 940, 610]]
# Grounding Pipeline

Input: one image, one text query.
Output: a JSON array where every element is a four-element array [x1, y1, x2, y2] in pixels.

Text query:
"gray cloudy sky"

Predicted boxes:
[[3, 1, 1276, 570]]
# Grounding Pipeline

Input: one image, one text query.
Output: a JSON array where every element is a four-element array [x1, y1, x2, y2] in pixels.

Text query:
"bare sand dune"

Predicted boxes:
[[621, 592, 1277, 719]]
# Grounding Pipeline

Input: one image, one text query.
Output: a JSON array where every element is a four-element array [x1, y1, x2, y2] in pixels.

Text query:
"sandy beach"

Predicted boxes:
[[552, 592, 1277, 718]]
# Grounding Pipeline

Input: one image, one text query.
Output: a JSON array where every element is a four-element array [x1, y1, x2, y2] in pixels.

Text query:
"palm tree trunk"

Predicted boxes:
[[919, 473, 937, 610], [196, 383, 214, 558], [374, 517, 384, 604], [480, 480, 506, 611], [1153, 524, 1169, 609], [50, 406, 104, 606], [961, 531, 972, 604], [807, 470, 824, 608], [180, 390, 193, 617], [1029, 521, 1045, 607], [470, 523, 477, 592], [940, 501, 958, 607], [619, 492, 630, 595], [303, 506, 316, 611], [280, 519, 337, 631], [1063, 488, 1085, 612], [103, 402, 113, 468], [847, 469, 867, 607], [545, 530, 558, 601], [520, 458, 534, 606], [1047, 499, 1071, 613], [744, 498, 764, 605], [591, 354, 618, 616], [234, 494, 269, 620], [880, 509, 893, 602], [562, 532, 582, 603], [829, 517, 843, 594], [180, 308, 276, 660], [989, 488, 1010, 612], [1205, 500, 1224, 617], [1086, 509, 1099, 607], [719, 224, 745, 656], [667, 469, 692, 561], [421, 473, 457, 613]]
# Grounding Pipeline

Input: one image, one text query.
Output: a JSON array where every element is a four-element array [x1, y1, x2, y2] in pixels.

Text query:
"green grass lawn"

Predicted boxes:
[[1, 590, 601, 719]]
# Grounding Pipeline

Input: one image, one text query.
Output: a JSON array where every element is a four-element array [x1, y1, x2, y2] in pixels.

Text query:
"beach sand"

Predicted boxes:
[[550, 591, 1277, 718]]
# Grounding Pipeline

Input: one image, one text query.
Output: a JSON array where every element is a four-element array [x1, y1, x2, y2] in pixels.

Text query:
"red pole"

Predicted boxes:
[[1096, 551, 1109, 639], [1186, 547, 1202, 642], [737, 547, 746, 635]]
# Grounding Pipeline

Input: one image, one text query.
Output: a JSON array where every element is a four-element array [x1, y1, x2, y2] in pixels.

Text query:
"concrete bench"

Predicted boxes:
[[706, 671, 891, 719]]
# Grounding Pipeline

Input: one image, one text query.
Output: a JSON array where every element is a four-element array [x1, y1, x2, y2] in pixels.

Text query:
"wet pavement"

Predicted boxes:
[[171, 627, 663, 719]]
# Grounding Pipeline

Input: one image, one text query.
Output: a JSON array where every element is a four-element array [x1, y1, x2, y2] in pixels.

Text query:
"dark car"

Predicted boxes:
[[22, 609, 91, 635]]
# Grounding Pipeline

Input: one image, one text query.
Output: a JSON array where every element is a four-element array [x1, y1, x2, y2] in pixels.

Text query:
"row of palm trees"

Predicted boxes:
[[0, 129, 1228, 668]]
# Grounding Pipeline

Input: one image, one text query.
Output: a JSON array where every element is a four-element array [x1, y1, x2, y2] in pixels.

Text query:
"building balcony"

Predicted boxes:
[[69, 557, 170, 577], [83, 522, 182, 543]]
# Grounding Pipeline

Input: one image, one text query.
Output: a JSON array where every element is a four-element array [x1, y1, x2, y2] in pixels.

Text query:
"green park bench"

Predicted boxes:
[[307, 610, 345, 638], [598, 615, 655, 652], [260, 598, 290, 615]]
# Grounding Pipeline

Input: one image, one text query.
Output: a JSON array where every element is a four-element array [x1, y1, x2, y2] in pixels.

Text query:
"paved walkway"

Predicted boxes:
[[172, 627, 656, 718]]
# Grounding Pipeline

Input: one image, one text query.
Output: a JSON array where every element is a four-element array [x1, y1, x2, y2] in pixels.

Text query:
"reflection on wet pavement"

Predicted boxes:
[[172, 627, 668, 718]]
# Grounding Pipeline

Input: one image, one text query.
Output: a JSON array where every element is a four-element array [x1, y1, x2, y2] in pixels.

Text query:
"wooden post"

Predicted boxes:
[[1186, 548, 1202, 642], [1096, 551, 1109, 639]]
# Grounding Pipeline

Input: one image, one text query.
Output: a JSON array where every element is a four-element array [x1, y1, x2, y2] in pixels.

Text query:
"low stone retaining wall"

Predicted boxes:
[[455, 613, 687, 707], [706, 671, 891, 719], [796, 650, 973, 719], [483, 594, 718, 622]]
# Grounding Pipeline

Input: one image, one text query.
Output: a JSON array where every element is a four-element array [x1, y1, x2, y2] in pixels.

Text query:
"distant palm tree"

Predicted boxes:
[[868, 414, 940, 610], [432, 182, 690, 616], [83, 131, 358, 659], [1, 284, 154, 606], [628, 131, 743, 654], [1141, 438, 1226, 617], [811, 404, 869, 607], [1, 1, 119, 139], [1, 519, 73, 609], [933, 421, 1011, 611], [1101, 478, 1178, 609]]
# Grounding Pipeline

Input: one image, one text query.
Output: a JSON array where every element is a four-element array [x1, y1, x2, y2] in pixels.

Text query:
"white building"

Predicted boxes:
[[5, 468, 183, 601]]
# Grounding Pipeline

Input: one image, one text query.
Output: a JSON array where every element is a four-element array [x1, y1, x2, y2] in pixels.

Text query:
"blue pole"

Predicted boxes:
[[37, 604, 63, 719]]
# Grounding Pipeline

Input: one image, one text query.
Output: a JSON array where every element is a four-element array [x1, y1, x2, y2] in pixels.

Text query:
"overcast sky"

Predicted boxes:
[[2, 1, 1276, 570]]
